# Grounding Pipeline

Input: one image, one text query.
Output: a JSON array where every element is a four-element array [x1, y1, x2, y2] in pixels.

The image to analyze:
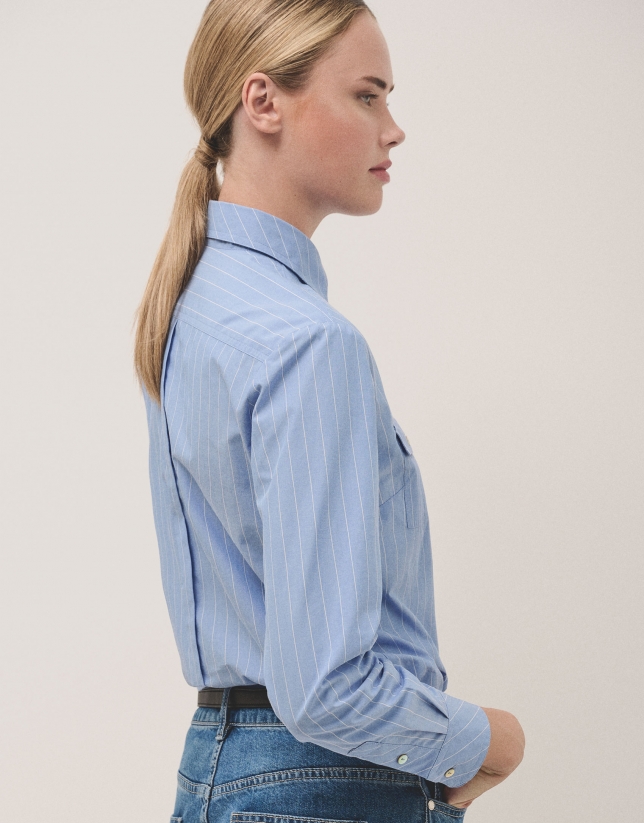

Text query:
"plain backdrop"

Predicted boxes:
[[1, 1, 642, 821]]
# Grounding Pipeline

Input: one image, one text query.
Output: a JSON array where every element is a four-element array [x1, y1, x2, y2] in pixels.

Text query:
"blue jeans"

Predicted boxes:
[[170, 687, 466, 823]]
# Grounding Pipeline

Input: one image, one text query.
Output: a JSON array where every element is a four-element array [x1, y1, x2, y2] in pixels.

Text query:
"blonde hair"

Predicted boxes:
[[134, 0, 373, 403]]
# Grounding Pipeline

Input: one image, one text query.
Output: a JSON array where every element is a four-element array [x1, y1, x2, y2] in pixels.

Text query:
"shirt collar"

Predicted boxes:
[[206, 200, 329, 301]]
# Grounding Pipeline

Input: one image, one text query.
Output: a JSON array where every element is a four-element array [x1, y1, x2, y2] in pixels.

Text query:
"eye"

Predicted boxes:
[[359, 93, 376, 106]]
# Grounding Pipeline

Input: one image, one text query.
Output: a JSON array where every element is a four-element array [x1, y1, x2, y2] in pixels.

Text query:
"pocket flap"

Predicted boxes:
[[392, 417, 413, 455]]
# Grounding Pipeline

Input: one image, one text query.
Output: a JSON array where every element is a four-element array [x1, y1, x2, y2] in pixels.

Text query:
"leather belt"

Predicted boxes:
[[198, 685, 272, 708]]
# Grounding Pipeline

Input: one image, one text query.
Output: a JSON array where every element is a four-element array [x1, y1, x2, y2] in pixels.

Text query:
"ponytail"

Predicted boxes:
[[134, 136, 225, 402]]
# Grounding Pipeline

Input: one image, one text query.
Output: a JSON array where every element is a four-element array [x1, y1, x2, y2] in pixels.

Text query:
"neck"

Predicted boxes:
[[218, 158, 324, 239]]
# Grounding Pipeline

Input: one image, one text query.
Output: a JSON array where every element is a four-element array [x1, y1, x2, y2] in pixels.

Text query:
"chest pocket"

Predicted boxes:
[[392, 417, 420, 529]]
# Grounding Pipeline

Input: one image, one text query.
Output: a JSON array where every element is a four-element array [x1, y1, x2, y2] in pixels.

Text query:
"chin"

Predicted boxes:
[[338, 191, 384, 217]]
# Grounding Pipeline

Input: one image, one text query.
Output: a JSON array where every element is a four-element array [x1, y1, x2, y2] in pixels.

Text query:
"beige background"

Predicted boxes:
[[1, 1, 642, 821]]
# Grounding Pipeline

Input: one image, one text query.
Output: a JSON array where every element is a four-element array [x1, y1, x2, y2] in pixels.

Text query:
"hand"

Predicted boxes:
[[442, 707, 525, 810]]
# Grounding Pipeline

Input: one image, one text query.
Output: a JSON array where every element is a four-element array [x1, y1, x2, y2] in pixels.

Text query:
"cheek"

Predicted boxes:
[[300, 105, 370, 174]]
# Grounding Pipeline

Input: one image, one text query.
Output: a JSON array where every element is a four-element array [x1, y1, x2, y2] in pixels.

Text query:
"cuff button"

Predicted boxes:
[[397, 754, 408, 764], [444, 768, 455, 778]]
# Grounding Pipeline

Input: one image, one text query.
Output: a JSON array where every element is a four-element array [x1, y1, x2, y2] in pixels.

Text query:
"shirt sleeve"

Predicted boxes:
[[250, 321, 490, 787]]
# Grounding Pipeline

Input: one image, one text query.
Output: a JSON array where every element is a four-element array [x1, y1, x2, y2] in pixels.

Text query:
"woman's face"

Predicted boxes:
[[280, 12, 405, 218]]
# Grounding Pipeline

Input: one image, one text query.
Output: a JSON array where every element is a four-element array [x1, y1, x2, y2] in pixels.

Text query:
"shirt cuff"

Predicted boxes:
[[427, 695, 491, 787], [345, 692, 490, 787]]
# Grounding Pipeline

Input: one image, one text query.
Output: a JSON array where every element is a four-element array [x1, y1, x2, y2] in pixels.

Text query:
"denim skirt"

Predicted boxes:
[[169, 687, 466, 823]]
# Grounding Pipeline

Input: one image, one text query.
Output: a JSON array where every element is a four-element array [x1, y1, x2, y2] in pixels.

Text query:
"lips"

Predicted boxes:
[[369, 160, 392, 183]]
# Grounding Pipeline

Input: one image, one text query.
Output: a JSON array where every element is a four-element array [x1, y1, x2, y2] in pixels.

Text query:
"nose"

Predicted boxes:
[[384, 110, 405, 148]]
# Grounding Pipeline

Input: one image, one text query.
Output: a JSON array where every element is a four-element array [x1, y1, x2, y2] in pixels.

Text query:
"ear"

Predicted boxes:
[[240, 72, 283, 136]]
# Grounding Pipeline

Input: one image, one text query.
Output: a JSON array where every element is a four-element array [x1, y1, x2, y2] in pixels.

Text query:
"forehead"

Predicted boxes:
[[312, 13, 393, 86]]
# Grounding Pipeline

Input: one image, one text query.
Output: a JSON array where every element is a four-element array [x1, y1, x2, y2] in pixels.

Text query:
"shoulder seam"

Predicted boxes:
[[174, 315, 269, 362]]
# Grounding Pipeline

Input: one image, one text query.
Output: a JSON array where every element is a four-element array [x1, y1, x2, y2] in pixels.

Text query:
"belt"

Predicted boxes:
[[198, 685, 272, 709]]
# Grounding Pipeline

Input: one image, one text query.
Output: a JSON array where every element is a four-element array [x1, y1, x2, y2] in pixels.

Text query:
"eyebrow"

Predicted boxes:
[[359, 75, 394, 92]]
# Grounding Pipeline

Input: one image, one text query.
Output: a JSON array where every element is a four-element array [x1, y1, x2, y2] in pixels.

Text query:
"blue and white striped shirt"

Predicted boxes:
[[143, 200, 490, 787]]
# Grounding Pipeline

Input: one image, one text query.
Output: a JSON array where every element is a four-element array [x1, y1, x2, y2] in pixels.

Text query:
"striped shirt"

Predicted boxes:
[[143, 200, 490, 787]]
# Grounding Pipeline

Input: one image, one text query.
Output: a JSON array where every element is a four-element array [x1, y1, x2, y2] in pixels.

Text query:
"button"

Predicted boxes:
[[397, 753, 408, 764], [444, 767, 455, 778], [428, 800, 435, 810]]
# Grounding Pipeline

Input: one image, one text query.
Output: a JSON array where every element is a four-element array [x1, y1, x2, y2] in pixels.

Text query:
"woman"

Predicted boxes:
[[134, 1, 525, 821]]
